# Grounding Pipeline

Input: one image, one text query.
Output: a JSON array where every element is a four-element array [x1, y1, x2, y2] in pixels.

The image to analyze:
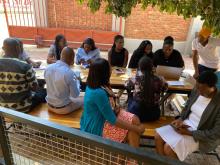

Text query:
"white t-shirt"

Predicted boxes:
[[48, 45, 57, 58], [192, 37, 220, 69], [184, 95, 211, 130]]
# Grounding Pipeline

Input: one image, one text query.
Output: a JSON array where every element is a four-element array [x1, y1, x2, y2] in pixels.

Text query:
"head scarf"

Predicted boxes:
[[199, 27, 211, 38]]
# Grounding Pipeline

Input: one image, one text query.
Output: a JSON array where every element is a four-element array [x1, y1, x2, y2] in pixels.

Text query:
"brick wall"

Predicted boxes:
[[125, 6, 191, 41], [47, 0, 112, 31], [47, 2, 190, 41]]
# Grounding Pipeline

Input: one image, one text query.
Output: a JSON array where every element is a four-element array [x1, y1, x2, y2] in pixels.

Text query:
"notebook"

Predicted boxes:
[[156, 65, 183, 80]]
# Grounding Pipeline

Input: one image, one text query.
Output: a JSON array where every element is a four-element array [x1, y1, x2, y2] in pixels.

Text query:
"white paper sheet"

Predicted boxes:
[[167, 81, 184, 86]]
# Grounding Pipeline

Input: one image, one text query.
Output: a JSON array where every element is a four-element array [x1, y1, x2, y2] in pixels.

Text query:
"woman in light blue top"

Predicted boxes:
[[80, 58, 144, 147], [76, 38, 100, 67]]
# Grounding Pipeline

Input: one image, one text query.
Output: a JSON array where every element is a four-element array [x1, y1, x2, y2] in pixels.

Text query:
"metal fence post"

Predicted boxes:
[[0, 116, 14, 165]]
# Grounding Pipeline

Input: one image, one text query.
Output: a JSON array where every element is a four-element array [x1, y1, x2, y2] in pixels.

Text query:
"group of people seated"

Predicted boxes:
[[0, 26, 220, 162], [46, 33, 185, 69]]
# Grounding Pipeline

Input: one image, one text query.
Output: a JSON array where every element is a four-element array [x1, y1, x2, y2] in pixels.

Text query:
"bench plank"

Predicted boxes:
[[142, 116, 175, 138], [29, 104, 82, 128], [29, 103, 174, 138]]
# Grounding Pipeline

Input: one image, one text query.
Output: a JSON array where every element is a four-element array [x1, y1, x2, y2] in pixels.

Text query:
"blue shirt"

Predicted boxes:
[[80, 87, 117, 136], [75, 48, 100, 65], [44, 60, 80, 107]]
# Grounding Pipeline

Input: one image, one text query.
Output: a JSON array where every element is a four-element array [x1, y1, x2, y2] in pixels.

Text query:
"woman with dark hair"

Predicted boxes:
[[108, 35, 128, 68], [155, 71, 220, 161], [47, 34, 67, 64], [126, 56, 167, 122], [80, 58, 144, 147], [153, 36, 184, 68], [128, 40, 153, 69], [76, 38, 100, 67]]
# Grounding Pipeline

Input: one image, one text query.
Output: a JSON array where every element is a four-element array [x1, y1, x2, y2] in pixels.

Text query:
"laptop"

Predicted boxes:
[[156, 65, 183, 80]]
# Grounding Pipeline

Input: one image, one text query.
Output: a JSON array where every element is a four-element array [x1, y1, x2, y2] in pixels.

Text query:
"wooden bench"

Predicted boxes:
[[29, 103, 174, 138], [142, 116, 174, 138], [29, 103, 82, 129]]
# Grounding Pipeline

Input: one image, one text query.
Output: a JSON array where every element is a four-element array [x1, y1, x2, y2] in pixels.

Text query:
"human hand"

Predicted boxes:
[[136, 125, 145, 135], [193, 71, 199, 79], [171, 119, 183, 128], [176, 125, 192, 136], [33, 61, 41, 68], [79, 59, 86, 65]]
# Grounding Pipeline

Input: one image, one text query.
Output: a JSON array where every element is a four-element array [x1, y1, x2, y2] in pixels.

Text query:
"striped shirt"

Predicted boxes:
[[0, 57, 38, 112]]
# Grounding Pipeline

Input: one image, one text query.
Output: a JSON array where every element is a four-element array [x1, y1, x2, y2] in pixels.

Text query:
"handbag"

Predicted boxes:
[[101, 86, 120, 115]]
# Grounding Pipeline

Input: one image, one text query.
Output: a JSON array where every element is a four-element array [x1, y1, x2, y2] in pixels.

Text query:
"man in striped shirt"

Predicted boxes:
[[0, 38, 41, 112]]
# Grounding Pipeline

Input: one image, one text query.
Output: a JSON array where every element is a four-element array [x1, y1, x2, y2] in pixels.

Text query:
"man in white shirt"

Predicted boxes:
[[44, 47, 83, 114], [192, 27, 220, 78]]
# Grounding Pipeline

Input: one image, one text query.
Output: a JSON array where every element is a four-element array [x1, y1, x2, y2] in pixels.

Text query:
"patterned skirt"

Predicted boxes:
[[103, 110, 134, 143]]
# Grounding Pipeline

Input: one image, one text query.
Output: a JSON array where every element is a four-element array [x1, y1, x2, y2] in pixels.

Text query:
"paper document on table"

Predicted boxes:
[[167, 81, 184, 86]]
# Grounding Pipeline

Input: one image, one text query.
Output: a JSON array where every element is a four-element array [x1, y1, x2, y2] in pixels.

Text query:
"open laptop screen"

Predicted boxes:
[[156, 65, 183, 80]]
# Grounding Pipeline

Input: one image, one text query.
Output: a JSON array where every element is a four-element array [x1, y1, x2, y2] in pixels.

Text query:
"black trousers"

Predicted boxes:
[[30, 88, 47, 110], [127, 95, 160, 122], [198, 64, 217, 75]]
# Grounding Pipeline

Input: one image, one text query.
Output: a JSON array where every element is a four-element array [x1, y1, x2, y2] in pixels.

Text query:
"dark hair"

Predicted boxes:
[[136, 40, 152, 55], [87, 58, 111, 88], [138, 56, 154, 105], [3, 38, 21, 58], [112, 35, 124, 49], [54, 34, 67, 60], [14, 38, 23, 53], [197, 71, 217, 87], [163, 36, 174, 46], [81, 38, 97, 51], [164, 36, 174, 42]]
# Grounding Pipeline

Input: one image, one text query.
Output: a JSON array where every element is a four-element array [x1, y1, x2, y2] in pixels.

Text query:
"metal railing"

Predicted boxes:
[[0, 107, 188, 165]]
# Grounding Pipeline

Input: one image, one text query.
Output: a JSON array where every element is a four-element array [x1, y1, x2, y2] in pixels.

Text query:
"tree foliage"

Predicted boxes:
[[78, 0, 220, 35]]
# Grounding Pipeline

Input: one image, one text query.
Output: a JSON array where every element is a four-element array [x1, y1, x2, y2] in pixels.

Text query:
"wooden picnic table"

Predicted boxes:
[[35, 64, 193, 94]]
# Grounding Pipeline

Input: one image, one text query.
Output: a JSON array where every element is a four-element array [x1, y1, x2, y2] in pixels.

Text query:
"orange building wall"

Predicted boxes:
[[124, 6, 191, 41], [47, 2, 191, 41], [47, 0, 112, 31]]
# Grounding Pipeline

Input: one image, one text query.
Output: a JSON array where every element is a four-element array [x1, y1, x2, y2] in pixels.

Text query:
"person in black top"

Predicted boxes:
[[108, 35, 128, 68], [128, 40, 153, 68], [153, 36, 184, 68]]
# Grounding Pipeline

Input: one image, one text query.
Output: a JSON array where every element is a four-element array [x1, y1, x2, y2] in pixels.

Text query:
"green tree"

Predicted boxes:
[[78, 0, 220, 35]]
